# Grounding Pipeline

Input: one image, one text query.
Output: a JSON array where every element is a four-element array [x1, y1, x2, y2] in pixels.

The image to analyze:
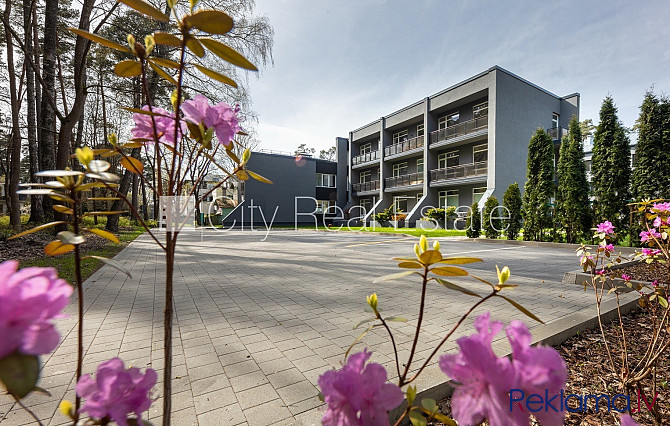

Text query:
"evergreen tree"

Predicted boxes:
[[465, 203, 481, 238], [632, 92, 670, 200], [482, 196, 500, 239], [556, 116, 592, 243], [503, 182, 522, 240], [522, 128, 554, 241], [592, 96, 631, 235]]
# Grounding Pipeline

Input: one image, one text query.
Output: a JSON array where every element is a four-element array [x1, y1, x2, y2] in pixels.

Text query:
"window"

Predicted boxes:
[[316, 173, 336, 188], [438, 151, 459, 169], [360, 142, 372, 155], [392, 130, 408, 145], [392, 162, 407, 177], [359, 170, 371, 183], [473, 187, 487, 205], [417, 124, 424, 137], [315, 200, 332, 214], [552, 113, 559, 129], [473, 102, 488, 119], [416, 158, 424, 174], [473, 144, 488, 163], [439, 190, 459, 208], [360, 198, 371, 212], [393, 196, 408, 212], [447, 112, 460, 127], [417, 192, 423, 202]]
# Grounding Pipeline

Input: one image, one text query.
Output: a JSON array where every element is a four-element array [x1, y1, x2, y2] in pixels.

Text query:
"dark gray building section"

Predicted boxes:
[[223, 138, 348, 227]]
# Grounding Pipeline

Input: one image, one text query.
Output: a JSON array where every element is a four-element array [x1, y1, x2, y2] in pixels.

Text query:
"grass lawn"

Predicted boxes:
[[6, 216, 148, 285], [335, 226, 467, 237]]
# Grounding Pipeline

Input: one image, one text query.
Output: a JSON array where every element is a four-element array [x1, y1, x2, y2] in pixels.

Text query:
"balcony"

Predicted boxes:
[[385, 172, 424, 189], [352, 150, 379, 167], [384, 135, 424, 158], [430, 161, 487, 184], [352, 180, 380, 194], [430, 116, 488, 147], [547, 127, 568, 141]]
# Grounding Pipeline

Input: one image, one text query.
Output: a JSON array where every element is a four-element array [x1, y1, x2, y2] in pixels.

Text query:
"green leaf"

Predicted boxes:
[[185, 10, 233, 35], [421, 398, 437, 413], [8, 221, 66, 240], [16, 188, 55, 195], [88, 160, 111, 173], [85, 172, 121, 182], [0, 353, 40, 399], [44, 240, 75, 256], [409, 411, 427, 426], [398, 261, 422, 269], [431, 413, 457, 425], [438, 257, 483, 265], [148, 61, 177, 85], [36, 170, 83, 177], [406, 385, 417, 406], [85, 255, 132, 278], [153, 32, 181, 47], [499, 295, 544, 324], [118, 0, 168, 22], [658, 296, 668, 309], [186, 37, 205, 57], [69, 28, 130, 52], [430, 266, 468, 276], [52, 205, 74, 215], [199, 38, 258, 71], [149, 57, 180, 69], [85, 228, 120, 244], [247, 170, 273, 184], [121, 107, 168, 116], [435, 278, 482, 297], [192, 63, 237, 87], [354, 317, 377, 329], [114, 60, 142, 77], [373, 270, 416, 283], [344, 325, 376, 359], [383, 316, 407, 323], [418, 249, 442, 265], [57, 231, 85, 245]]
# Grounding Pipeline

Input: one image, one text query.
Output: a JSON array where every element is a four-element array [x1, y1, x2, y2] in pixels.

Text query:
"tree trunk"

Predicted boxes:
[[38, 0, 59, 220], [24, 0, 43, 223], [4, 0, 23, 230], [105, 148, 141, 233]]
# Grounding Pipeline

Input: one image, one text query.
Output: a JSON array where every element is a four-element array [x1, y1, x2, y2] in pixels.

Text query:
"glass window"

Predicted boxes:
[[446, 112, 460, 127], [417, 124, 424, 137], [392, 162, 407, 177], [315, 200, 332, 214], [394, 196, 408, 212], [359, 170, 371, 183], [473, 144, 488, 163], [316, 173, 336, 187], [473, 187, 487, 205], [438, 151, 459, 169], [360, 199, 371, 211], [473, 102, 488, 119], [552, 113, 559, 129], [417, 192, 423, 201], [439, 190, 459, 208], [392, 130, 408, 145], [416, 158, 424, 174], [360, 142, 372, 155], [438, 116, 447, 130]]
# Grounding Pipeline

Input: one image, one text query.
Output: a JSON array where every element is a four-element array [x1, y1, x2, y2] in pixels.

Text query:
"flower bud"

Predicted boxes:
[[414, 243, 421, 258], [419, 235, 428, 252], [134, 42, 146, 58], [496, 265, 510, 285], [75, 146, 94, 167], [144, 35, 155, 56], [366, 293, 378, 311], [127, 34, 136, 54], [107, 133, 118, 146], [433, 240, 440, 252], [59, 400, 74, 419]]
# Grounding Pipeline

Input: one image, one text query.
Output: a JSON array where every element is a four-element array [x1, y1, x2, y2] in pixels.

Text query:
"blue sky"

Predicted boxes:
[[246, 0, 670, 152]]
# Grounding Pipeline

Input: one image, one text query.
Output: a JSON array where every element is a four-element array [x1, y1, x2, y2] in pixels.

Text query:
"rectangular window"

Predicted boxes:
[[360, 142, 372, 155], [473, 144, 488, 163], [416, 158, 424, 174], [473, 187, 487, 205], [438, 151, 459, 169], [417, 192, 423, 202], [359, 170, 371, 183], [316, 173, 336, 188], [360, 198, 371, 211], [392, 130, 408, 145], [392, 162, 407, 178], [417, 124, 424, 137], [393, 196, 408, 213], [315, 200, 332, 214], [552, 113, 559, 129], [439, 190, 459, 208], [473, 102, 488, 119], [438, 116, 447, 130], [446, 112, 460, 127]]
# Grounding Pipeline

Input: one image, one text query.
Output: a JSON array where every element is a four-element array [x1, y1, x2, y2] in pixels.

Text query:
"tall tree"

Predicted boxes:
[[592, 96, 631, 234], [503, 182, 522, 240], [556, 116, 591, 243], [522, 128, 554, 241], [319, 146, 336, 161], [632, 92, 670, 200], [482, 196, 500, 239]]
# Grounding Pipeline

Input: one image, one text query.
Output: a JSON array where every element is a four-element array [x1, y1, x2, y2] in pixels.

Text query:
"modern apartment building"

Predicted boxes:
[[346, 66, 579, 225]]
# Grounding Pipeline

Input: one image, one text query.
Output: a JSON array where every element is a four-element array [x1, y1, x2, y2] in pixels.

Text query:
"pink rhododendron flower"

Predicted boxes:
[[77, 358, 157, 426], [603, 243, 615, 253], [0, 260, 72, 359], [596, 221, 615, 235], [131, 106, 183, 145], [595, 269, 606, 276], [579, 254, 594, 265], [181, 94, 241, 146], [439, 313, 523, 426], [640, 228, 662, 243], [651, 202, 670, 215], [620, 413, 640, 426], [440, 313, 567, 426], [318, 349, 403, 426], [641, 248, 661, 257], [621, 274, 632, 281], [653, 215, 670, 228]]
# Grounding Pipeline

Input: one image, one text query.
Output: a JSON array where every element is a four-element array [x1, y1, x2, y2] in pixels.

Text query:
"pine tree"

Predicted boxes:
[[556, 116, 592, 243], [482, 196, 500, 239], [503, 183, 522, 240], [466, 203, 481, 238], [632, 92, 662, 200], [592, 96, 631, 236], [522, 128, 554, 241]]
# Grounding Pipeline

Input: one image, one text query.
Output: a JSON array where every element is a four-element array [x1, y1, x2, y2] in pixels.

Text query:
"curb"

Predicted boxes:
[[465, 238, 641, 254]]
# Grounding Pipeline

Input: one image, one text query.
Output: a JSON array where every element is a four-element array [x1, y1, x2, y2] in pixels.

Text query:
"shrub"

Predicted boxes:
[[482, 196, 500, 239], [502, 183, 522, 240], [465, 203, 480, 238]]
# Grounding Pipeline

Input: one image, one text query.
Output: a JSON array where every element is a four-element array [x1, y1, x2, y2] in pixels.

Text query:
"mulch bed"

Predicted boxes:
[[0, 232, 109, 263], [617, 261, 669, 286], [432, 309, 670, 425]]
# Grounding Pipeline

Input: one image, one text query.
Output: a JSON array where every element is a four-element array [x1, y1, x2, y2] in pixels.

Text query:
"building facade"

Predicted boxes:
[[346, 66, 579, 225]]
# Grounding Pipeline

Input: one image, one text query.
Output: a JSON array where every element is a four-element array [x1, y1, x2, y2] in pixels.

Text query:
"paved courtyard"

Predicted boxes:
[[1, 230, 597, 425]]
